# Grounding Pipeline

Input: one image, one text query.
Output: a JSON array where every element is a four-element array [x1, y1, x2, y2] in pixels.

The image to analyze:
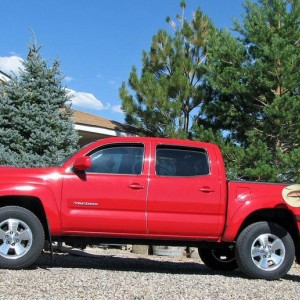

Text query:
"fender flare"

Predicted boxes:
[[222, 197, 291, 242], [0, 183, 61, 235]]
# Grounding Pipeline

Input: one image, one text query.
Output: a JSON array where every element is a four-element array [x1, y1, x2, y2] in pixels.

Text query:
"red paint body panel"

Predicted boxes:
[[0, 167, 63, 234], [222, 181, 294, 241], [0, 137, 298, 245], [147, 140, 226, 239], [61, 173, 148, 233]]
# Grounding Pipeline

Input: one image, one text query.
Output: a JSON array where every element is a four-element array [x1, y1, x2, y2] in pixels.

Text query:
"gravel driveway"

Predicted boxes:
[[0, 247, 299, 300]]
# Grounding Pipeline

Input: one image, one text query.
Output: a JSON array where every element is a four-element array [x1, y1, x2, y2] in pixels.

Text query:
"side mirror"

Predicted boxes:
[[73, 156, 92, 172]]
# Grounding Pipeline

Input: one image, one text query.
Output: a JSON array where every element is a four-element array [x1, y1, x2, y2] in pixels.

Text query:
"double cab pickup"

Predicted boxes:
[[0, 137, 299, 280]]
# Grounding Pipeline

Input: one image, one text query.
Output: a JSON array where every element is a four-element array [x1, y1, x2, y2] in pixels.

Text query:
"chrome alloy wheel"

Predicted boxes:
[[0, 218, 33, 259], [251, 233, 285, 271]]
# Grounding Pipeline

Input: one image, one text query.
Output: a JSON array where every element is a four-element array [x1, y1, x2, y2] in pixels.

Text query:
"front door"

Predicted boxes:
[[61, 143, 148, 235]]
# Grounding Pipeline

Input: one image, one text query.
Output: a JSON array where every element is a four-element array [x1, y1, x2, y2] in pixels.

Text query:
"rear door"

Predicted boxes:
[[147, 142, 223, 238]]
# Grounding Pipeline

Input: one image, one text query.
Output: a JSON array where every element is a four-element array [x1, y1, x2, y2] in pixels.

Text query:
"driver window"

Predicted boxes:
[[86, 144, 144, 175]]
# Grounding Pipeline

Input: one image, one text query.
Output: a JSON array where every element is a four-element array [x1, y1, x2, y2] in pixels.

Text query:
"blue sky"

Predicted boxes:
[[0, 0, 245, 123]]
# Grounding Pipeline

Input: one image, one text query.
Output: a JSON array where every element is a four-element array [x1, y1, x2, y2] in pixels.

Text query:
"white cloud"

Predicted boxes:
[[67, 89, 105, 110], [105, 103, 123, 114], [0, 56, 123, 116], [68, 89, 124, 114], [0, 56, 24, 76], [112, 105, 123, 113], [63, 76, 73, 82]]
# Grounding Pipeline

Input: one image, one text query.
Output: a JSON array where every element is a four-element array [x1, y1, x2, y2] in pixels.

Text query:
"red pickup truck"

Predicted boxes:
[[0, 137, 299, 279]]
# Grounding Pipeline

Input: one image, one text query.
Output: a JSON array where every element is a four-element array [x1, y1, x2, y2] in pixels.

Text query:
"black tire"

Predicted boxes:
[[0, 206, 45, 269], [199, 247, 238, 271], [236, 222, 295, 280]]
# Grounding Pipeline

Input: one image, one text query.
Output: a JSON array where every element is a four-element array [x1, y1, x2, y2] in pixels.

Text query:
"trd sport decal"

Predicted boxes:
[[282, 184, 300, 207]]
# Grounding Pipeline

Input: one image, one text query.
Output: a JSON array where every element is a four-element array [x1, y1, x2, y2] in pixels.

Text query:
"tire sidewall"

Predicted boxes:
[[236, 222, 295, 280], [199, 248, 238, 271], [0, 206, 45, 269]]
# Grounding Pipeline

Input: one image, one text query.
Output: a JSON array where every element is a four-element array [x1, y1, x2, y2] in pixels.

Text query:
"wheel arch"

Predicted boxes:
[[0, 196, 50, 242], [235, 208, 299, 244]]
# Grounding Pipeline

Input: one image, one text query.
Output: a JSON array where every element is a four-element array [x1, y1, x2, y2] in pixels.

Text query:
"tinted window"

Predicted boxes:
[[156, 146, 209, 177], [87, 145, 144, 175]]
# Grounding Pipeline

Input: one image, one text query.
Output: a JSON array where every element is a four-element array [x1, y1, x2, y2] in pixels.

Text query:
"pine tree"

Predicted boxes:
[[202, 0, 300, 182], [0, 43, 79, 167], [120, 1, 216, 138]]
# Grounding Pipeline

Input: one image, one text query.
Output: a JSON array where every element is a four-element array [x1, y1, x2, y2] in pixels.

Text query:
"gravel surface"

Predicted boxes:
[[0, 247, 299, 300]]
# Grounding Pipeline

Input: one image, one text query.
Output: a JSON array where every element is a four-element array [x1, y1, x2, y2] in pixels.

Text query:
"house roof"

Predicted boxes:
[[72, 110, 136, 134]]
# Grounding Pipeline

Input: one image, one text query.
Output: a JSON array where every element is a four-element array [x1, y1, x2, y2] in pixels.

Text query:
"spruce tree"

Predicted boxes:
[[120, 1, 216, 138], [0, 43, 79, 167], [203, 0, 300, 182]]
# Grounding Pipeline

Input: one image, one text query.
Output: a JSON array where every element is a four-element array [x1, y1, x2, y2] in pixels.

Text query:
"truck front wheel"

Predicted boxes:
[[0, 206, 45, 269], [198, 248, 238, 271], [236, 222, 295, 280]]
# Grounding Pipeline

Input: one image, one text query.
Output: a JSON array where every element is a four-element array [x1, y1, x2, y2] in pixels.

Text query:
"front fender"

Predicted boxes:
[[0, 183, 61, 235]]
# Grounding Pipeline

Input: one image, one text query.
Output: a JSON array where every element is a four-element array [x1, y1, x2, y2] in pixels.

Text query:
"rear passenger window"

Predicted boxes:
[[86, 144, 144, 175], [156, 146, 209, 177]]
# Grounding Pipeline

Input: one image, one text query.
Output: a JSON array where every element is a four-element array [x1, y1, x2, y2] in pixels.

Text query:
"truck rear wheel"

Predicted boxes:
[[198, 248, 238, 271], [236, 222, 295, 280], [0, 206, 45, 269]]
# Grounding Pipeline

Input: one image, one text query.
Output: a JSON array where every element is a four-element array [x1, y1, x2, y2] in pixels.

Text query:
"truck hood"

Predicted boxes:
[[0, 166, 64, 184]]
